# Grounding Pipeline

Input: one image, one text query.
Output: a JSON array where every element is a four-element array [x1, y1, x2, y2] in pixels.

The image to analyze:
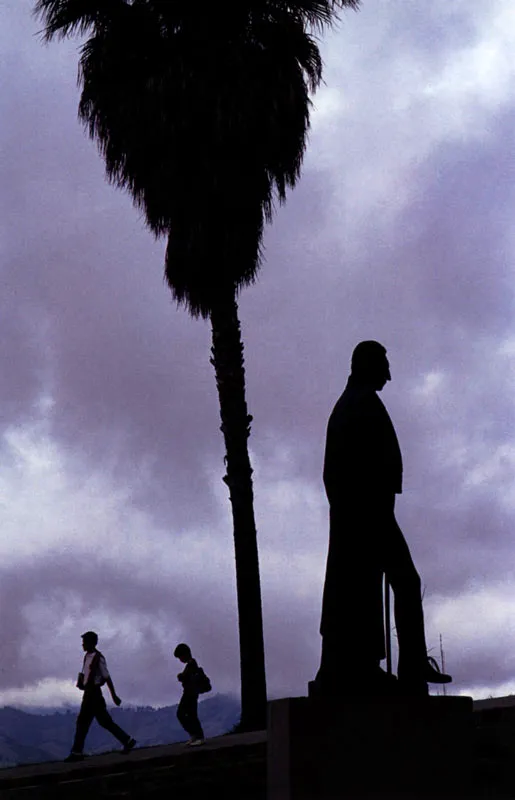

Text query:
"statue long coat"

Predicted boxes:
[[320, 376, 403, 662]]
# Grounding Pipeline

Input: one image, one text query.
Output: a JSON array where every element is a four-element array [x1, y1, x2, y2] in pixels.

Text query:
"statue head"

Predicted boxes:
[[351, 340, 391, 391]]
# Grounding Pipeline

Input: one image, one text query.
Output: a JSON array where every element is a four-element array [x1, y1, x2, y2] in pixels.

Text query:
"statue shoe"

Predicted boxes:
[[425, 656, 452, 684]]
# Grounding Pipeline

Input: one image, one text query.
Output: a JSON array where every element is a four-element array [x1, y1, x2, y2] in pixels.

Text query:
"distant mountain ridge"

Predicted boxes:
[[0, 694, 240, 767]]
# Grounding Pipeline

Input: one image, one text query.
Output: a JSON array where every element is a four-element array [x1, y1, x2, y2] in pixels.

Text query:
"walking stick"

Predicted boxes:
[[384, 575, 392, 675]]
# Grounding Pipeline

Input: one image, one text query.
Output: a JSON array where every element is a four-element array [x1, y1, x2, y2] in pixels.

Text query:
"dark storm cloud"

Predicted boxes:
[[1, 3, 226, 528], [242, 107, 515, 459], [238, 0, 515, 693], [242, 113, 515, 634], [2, 0, 515, 704], [0, 550, 240, 705]]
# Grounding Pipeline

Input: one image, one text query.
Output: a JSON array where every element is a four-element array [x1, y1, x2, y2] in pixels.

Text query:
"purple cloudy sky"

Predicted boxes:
[[1, 0, 515, 709]]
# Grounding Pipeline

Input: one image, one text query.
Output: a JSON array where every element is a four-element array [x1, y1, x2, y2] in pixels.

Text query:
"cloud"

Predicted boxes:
[[2, 0, 515, 708], [0, 419, 324, 704]]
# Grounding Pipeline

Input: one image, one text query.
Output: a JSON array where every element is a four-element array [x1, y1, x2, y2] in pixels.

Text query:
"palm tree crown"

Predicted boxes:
[[35, 1, 358, 316]]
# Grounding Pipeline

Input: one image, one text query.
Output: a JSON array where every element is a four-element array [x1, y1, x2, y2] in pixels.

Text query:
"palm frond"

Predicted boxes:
[[33, 0, 128, 41], [253, 0, 360, 31]]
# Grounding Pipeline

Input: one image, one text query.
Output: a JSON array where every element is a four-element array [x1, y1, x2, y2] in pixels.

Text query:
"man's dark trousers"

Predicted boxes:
[[72, 686, 130, 753], [177, 691, 204, 739]]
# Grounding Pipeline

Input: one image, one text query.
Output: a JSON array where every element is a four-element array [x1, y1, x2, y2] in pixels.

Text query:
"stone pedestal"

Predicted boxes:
[[267, 694, 473, 799]]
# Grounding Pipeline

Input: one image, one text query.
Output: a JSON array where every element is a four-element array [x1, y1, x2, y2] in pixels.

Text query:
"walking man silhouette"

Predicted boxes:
[[65, 631, 136, 761], [315, 341, 452, 696]]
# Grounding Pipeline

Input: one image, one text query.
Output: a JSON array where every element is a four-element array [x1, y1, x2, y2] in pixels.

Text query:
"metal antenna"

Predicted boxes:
[[440, 633, 447, 696], [385, 576, 392, 675]]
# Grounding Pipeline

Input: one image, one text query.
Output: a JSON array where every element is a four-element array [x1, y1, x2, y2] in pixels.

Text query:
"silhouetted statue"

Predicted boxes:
[[315, 341, 452, 696], [65, 631, 136, 762]]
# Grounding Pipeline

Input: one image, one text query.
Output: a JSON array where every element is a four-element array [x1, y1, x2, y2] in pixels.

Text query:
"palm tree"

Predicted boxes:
[[34, 0, 359, 731]]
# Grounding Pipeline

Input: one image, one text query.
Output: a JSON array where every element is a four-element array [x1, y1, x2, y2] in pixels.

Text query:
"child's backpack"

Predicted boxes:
[[194, 667, 212, 694]]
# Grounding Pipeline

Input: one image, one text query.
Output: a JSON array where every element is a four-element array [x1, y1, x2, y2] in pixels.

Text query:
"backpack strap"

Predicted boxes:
[[86, 650, 102, 687]]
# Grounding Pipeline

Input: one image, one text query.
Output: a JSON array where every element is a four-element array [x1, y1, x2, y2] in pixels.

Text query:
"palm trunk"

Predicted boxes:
[[210, 288, 267, 731]]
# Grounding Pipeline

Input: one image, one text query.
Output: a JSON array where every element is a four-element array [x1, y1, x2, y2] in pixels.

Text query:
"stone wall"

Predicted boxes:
[[0, 733, 266, 800]]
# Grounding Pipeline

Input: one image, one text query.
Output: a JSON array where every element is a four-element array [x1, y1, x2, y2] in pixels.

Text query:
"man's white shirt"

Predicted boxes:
[[82, 651, 110, 686]]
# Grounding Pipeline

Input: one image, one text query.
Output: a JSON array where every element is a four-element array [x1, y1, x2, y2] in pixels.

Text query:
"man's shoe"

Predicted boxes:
[[399, 656, 452, 696], [122, 738, 136, 754], [425, 656, 452, 684], [64, 753, 84, 762], [187, 738, 205, 747]]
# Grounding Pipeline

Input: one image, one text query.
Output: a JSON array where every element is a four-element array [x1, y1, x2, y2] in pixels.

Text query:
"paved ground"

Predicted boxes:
[[0, 730, 267, 789]]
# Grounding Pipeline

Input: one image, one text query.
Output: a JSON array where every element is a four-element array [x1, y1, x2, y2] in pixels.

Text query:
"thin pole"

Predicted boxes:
[[385, 576, 392, 675], [440, 633, 447, 697]]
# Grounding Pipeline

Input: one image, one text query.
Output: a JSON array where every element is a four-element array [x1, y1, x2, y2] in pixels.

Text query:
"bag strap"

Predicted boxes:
[[86, 650, 102, 686]]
